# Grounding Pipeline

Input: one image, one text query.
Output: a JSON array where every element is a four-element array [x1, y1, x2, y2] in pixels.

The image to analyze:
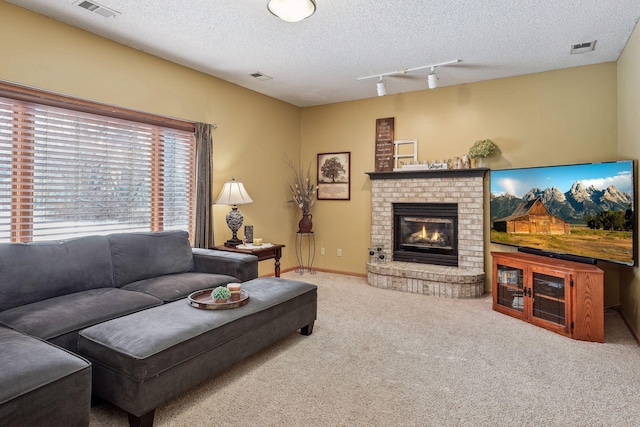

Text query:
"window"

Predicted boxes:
[[0, 91, 195, 242]]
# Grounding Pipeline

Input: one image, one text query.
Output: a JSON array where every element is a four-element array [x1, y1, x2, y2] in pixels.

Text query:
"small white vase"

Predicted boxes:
[[476, 157, 486, 168]]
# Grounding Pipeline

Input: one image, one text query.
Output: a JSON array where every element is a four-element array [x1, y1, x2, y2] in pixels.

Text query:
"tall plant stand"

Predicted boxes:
[[295, 232, 316, 275]]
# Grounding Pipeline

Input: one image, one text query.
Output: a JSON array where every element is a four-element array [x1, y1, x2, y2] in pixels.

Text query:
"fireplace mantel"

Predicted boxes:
[[366, 168, 488, 180]]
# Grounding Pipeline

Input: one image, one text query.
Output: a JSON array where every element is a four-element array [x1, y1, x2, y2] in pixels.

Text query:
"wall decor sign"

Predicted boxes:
[[374, 117, 394, 172], [317, 152, 351, 200]]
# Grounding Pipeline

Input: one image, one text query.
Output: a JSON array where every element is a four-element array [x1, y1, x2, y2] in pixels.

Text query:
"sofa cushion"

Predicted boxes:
[[109, 230, 194, 287], [0, 288, 163, 352], [0, 235, 114, 312], [0, 327, 91, 427], [122, 272, 240, 302]]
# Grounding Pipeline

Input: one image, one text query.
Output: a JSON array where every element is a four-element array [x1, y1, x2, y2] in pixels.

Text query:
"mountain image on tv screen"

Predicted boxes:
[[490, 160, 636, 265]]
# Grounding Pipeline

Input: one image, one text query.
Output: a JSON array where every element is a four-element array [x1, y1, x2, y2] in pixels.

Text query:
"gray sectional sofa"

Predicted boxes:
[[0, 230, 317, 427]]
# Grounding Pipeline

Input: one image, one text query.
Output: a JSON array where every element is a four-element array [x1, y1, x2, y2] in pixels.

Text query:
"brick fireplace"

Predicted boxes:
[[366, 169, 487, 298]]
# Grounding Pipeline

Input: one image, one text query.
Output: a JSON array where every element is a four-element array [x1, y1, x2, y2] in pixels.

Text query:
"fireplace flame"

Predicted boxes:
[[431, 230, 439, 241], [421, 225, 427, 238]]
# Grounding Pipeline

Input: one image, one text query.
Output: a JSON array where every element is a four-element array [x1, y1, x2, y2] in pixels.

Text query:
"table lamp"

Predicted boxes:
[[214, 178, 253, 247]]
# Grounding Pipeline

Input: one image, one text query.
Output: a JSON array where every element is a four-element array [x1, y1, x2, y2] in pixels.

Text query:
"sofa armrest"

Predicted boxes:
[[191, 248, 258, 282]]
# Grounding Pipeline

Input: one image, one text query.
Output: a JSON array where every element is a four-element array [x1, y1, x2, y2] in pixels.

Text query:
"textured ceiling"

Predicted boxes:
[[6, 0, 640, 107]]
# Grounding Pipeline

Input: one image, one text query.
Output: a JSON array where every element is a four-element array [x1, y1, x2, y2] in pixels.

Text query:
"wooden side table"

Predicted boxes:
[[212, 243, 285, 277]]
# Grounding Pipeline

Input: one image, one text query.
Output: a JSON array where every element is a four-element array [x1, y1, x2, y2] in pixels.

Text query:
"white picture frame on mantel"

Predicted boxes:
[[393, 139, 417, 170]]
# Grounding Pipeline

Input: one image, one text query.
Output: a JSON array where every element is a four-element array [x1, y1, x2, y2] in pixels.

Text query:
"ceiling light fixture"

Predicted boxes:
[[267, 0, 316, 23], [357, 59, 461, 95]]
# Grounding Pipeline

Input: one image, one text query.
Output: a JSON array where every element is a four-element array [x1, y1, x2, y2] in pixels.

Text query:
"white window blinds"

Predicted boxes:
[[0, 96, 195, 242]]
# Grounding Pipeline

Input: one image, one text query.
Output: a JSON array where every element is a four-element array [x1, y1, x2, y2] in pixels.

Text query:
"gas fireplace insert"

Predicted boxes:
[[393, 203, 458, 266]]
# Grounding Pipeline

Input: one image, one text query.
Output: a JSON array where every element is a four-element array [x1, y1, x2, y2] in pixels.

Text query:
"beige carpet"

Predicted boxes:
[[90, 271, 640, 426]]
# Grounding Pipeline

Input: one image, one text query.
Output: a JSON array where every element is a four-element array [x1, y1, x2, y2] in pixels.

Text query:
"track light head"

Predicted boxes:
[[427, 72, 438, 89], [376, 78, 387, 96]]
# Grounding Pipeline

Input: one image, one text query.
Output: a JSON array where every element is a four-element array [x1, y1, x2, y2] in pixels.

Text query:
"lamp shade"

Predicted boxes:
[[267, 0, 316, 23], [215, 179, 253, 206]]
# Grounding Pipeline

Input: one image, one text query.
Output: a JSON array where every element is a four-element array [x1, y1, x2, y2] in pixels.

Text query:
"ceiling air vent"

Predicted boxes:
[[570, 41, 596, 54], [250, 72, 273, 81], [75, 0, 120, 18]]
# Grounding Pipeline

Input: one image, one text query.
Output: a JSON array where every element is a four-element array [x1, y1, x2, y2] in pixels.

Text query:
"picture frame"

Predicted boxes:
[[317, 152, 350, 200], [244, 225, 253, 243]]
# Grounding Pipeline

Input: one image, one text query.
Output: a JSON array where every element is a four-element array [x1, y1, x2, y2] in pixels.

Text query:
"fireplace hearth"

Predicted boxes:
[[394, 203, 458, 266]]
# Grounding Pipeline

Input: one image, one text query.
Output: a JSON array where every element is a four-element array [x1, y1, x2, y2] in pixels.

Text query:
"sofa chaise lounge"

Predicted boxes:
[[0, 326, 92, 427]]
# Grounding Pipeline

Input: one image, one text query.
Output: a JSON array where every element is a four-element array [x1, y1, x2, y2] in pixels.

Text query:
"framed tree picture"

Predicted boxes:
[[317, 152, 350, 200]]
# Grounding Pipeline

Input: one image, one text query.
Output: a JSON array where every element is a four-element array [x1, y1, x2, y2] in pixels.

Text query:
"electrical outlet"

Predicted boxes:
[[321, 247, 325, 255], [337, 248, 342, 257]]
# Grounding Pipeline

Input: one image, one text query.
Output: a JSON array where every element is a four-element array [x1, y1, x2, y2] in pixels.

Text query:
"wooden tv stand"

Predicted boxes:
[[492, 252, 604, 342]]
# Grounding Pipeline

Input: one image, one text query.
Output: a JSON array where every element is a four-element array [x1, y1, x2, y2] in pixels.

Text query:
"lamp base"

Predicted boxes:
[[225, 206, 244, 248], [224, 238, 243, 248]]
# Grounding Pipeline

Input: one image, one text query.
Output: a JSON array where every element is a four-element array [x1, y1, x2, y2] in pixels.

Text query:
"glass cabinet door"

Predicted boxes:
[[496, 264, 524, 313], [532, 272, 566, 326]]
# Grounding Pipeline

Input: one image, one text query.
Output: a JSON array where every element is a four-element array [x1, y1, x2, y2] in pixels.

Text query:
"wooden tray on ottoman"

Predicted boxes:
[[188, 289, 250, 310]]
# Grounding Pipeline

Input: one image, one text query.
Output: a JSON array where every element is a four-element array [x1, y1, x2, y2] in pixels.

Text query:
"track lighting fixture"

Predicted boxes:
[[376, 77, 387, 97], [357, 59, 461, 95]]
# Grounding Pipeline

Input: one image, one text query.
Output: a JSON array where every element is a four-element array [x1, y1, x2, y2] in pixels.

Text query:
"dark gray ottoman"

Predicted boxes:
[[0, 327, 92, 427], [77, 277, 317, 427]]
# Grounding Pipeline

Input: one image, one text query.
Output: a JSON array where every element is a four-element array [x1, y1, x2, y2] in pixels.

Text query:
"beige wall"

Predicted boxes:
[[618, 20, 640, 340], [0, 2, 303, 276], [2, 2, 635, 321], [301, 64, 619, 287]]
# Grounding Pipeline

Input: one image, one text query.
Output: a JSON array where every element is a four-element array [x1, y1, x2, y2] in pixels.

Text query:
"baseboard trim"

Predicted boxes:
[[313, 267, 367, 278], [278, 267, 367, 278]]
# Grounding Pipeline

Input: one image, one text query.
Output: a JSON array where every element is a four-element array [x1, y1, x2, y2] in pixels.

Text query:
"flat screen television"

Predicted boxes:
[[490, 160, 636, 266]]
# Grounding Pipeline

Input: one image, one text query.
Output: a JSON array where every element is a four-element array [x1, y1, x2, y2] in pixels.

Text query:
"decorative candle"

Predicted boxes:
[[253, 237, 263, 246], [227, 283, 241, 293], [227, 283, 242, 301]]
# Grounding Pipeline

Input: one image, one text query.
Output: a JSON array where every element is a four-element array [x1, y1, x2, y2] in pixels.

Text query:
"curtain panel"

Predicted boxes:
[[193, 122, 214, 248]]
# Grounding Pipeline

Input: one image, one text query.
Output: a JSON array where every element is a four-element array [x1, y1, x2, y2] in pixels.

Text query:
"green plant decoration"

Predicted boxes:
[[468, 139, 498, 159], [211, 286, 231, 301]]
